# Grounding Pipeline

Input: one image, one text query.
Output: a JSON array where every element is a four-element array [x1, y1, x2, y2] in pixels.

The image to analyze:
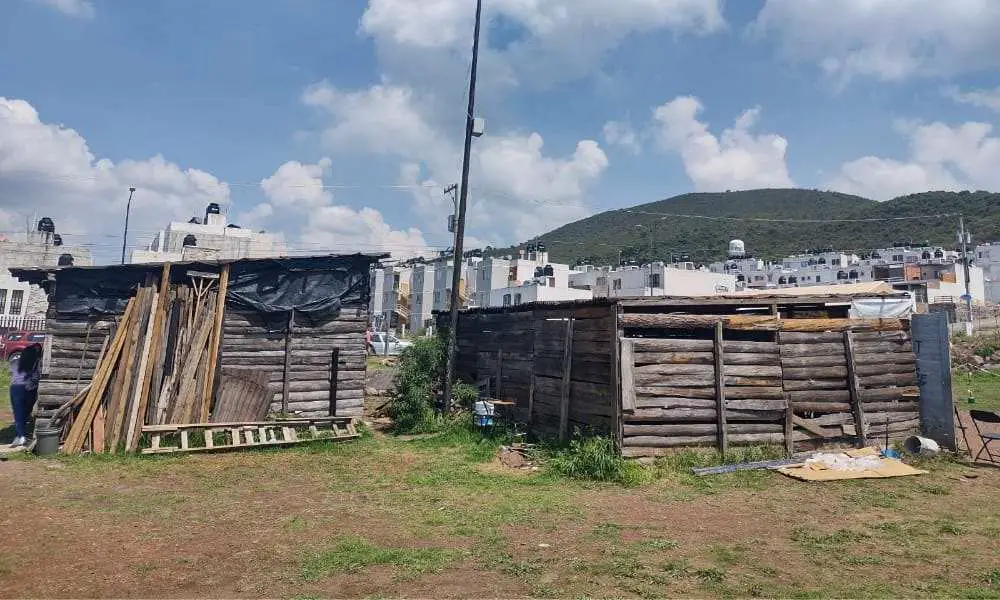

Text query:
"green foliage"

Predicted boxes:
[[546, 436, 650, 486], [387, 336, 445, 433], [300, 536, 460, 580], [518, 189, 1000, 265]]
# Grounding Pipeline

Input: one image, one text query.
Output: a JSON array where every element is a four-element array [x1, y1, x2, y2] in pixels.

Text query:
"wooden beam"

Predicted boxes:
[[714, 321, 728, 455], [282, 308, 294, 414], [620, 339, 636, 413], [125, 288, 161, 451], [63, 297, 138, 453], [843, 330, 868, 448], [784, 402, 794, 456], [619, 313, 908, 332], [329, 348, 339, 417], [200, 263, 230, 422], [558, 318, 574, 442]]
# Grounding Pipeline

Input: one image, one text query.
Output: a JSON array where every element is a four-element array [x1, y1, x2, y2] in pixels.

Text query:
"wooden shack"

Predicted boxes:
[[443, 292, 922, 456], [12, 254, 382, 428]]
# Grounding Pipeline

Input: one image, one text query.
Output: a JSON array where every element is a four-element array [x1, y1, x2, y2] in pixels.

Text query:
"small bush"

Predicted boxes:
[[388, 337, 445, 433], [547, 436, 650, 486]]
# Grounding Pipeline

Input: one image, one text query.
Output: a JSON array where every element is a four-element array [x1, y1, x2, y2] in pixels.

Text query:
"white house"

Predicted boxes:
[[570, 263, 735, 297], [409, 263, 436, 332], [1, 221, 93, 323], [130, 203, 286, 264]]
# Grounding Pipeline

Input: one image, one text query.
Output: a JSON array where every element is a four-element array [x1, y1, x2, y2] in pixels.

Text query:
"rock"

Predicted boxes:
[[973, 355, 985, 365], [364, 387, 379, 396], [499, 447, 527, 469]]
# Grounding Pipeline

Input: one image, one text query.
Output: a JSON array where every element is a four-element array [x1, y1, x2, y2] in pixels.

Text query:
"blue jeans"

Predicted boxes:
[[10, 384, 36, 439]]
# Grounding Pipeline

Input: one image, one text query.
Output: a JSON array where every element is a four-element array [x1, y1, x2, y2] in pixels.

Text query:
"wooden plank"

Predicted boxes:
[[713, 322, 727, 455], [200, 264, 229, 422], [853, 351, 916, 366], [793, 415, 839, 438], [281, 308, 294, 414], [858, 372, 918, 387], [782, 379, 849, 391], [779, 332, 844, 344], [624, 423, 781, 436], [779, 343, 848, 358], [862, 401, 921, 412], [92, 404, 106, 454], [125, 288, 161, 451], [725, 399, 787, 411], [634, 386, 715, 399], [787, 390, 851, 403], [632, 351, 713, 365], [635, 363, 715, 375], [792, 401, 851, 412], [635, 397, 716, 409], [559, 318, 574, 442], [844, 331, 868, 448], [328, 348, 339, 417], [784, 404, 794, 456], [725, 386, 784, 400], [723, 353, 780, 366], [620, 433, 786, 453], [620, 339, 635, 413], [860, 387, 920, 402], [853, 341, 913, 354], [780, 355, 847, 368], [630, 338, 712, 352], [781, 366, 848, 380], [635, 374, 716, 387], [64, 294, 137, 452], [621, 313, 908, 332]]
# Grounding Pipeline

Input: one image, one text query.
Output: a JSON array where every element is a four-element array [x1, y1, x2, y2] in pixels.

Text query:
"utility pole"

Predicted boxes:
[[445, 183, 459, 256], [959, 216, 973, 328], [121, 186, 136, 264], [443, 0, 483, 412]]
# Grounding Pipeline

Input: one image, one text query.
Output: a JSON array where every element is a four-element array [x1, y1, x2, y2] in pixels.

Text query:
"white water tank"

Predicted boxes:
[[729, 239, 746, 258]]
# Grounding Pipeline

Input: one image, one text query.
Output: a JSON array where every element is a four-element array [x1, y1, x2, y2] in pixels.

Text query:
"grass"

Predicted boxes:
[[300, 537, 461, 581], [953, 369, 1000, 411], [1, 418, 999, 598]]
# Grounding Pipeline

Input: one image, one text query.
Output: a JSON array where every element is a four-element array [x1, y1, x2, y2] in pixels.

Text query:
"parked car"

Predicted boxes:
[[1, 331, 47, 362], [368, 332, 411, 356]]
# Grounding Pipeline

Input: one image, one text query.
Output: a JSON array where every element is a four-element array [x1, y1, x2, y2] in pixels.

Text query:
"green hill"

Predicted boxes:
[[522, 189, 1000, 265]]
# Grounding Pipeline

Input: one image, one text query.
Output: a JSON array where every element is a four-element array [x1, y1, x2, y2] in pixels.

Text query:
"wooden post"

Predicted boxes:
[[784, 401, 794, 457], [125, 288, 160, 451], [714, 321, 729, 456], [527, 369, 535, 426], [843, 330, 868, 447], [558, 318, 575, 442], [495, 347, 503, 399], [329, 348, 339, 417], [620, 339, 636, 412], [282, 308, 294, 414], [611, 306, 622, 451], [200, 263, 229, 422]]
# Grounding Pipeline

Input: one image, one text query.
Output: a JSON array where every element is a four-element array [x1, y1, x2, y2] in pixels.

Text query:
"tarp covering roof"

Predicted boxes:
[[735, 281, 897, 297], [9, 254, 386, 323]]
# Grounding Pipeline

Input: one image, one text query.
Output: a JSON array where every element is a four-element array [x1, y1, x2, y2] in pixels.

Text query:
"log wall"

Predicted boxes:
[[449, 304, 617, 440], [619, 311, 920, 456]]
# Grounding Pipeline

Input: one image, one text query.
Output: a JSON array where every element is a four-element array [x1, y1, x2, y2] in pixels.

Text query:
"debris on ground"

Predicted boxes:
[[498, 444, 539, 470], [777, 447, 927, 481]]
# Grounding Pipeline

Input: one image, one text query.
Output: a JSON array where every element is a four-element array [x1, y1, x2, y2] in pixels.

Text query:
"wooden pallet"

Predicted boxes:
[[140, 417, 358, 454]]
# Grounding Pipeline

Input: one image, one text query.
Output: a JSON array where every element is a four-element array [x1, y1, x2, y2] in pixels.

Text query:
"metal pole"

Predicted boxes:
[[960, 216, 973, 325], [121, 187, 135, 264], [443, 0, 483, 413], [383, 310, 390, 357]]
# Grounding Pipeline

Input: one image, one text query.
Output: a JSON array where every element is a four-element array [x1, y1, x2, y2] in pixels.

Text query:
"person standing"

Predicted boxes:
[[8, 343, 41, 447]]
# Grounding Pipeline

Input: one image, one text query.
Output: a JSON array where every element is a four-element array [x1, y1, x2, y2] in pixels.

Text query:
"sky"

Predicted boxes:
[[2, 0, 1000, 262]]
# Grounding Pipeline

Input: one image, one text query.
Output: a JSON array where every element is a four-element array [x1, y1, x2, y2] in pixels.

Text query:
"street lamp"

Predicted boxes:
[[121, 187, 136, 265]]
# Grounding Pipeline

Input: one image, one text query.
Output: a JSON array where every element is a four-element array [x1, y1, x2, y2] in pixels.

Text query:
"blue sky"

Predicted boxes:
[[2, 0, 1000, 262]]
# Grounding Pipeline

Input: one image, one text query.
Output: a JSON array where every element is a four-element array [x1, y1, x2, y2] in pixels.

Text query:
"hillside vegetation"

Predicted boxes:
[[523, 189, 1000, 265]]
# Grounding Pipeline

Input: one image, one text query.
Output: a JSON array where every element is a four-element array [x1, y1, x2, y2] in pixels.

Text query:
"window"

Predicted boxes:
[[832, 258, 841, 266], [596, 276, 607, 287], [9, 290, 23, 315], [613, 279, 622, 290], [502, 294, 512, 306], [6, 333, 23, 341], [28, 333, 46, 342], [754, 275, 764, 282], [514, 293, 522, 305], [0, 289, 6, 314], [892, 254, 904, 262], [648, 273, 661, 288]]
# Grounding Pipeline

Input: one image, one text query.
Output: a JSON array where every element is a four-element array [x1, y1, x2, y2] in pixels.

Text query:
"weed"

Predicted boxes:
[[547, 436, 650, 486], [841, 555, 885, 566], [652, 446, 784, 493], [695, 567, 725, 584], [791, 527, 869, 553], [590, 523, 623, 540], [915, 483, 951, 495], [635, 538, 680, 551], [300, 537, 460, 580], [936, 518, 968, 535], [661, 559, 692, 578], [986, 570, 1000, 587], [709, 543, 745, 566]]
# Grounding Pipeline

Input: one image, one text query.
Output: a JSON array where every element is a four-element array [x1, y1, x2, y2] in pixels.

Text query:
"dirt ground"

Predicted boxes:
[[1, 418, 998, 598]]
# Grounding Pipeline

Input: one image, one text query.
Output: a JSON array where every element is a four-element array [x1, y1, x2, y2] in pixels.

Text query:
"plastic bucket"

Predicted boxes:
[[34, 427, 61, 456], [903, 435, 940, 456]]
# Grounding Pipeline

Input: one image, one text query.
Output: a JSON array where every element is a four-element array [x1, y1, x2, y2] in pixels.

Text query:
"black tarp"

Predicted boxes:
[[42, 255, 379, 324]]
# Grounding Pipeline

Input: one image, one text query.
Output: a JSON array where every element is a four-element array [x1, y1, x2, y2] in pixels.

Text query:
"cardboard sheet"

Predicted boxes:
[[777, 448, 927, 481]]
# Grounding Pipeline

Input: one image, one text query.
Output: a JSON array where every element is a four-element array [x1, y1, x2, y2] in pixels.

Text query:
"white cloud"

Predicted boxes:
[[753, 0, 1000, 82], [255, 158, 431, 259], [0, 97, 230, 260], [944, 85, 1000, 112], [361, 0, 723, 89], [827, 120, 1000, 200], [603, 120, 641, 154], [652, 96, 794, 192], [304, 81, 608, 244], [34, 0, 94, 18]]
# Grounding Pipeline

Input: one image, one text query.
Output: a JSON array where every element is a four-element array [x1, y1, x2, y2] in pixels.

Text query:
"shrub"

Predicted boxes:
[[547, 436, 650, 487], [388, 336, 445, 433]]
